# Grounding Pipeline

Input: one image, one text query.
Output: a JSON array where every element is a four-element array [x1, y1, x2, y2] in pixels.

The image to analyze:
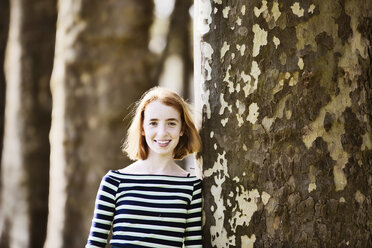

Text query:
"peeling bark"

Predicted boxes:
[[195, 0, 371, 247]]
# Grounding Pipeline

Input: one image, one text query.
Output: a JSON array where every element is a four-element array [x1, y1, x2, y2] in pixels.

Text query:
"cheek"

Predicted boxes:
[[174, 127, 183, 136], [143, 128, 151, 137]]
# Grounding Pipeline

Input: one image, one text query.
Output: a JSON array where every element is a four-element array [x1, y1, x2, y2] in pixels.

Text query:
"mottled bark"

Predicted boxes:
[[195, 0, 371, 247], [0, 0, 9, 177], [0, 0, 56, 248], [44, 1, 154, 248]]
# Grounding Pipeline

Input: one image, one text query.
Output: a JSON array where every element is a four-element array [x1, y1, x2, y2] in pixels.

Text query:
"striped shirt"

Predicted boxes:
[[86, 170, 202, 248]]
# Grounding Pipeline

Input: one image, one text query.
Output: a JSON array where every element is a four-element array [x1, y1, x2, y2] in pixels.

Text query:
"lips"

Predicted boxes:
[[155, 140, 171, 147]]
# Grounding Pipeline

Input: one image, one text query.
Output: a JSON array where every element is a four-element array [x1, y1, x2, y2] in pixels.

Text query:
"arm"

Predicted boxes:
[[184, 180, 202, 247], [85, 173, 119, 248]]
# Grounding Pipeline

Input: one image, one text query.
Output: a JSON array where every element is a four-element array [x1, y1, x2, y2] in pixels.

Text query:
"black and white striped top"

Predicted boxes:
[[85, 170, 202, 248]]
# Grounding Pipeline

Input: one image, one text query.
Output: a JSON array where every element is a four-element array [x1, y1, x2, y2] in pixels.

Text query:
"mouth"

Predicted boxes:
[[155, 139, 171, 147]]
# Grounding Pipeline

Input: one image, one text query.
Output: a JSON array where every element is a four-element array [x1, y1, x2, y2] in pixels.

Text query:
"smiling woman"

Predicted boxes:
[[85, 87, 202, 248], [142, 100, 184, 159], [124, 86, 201, 162]]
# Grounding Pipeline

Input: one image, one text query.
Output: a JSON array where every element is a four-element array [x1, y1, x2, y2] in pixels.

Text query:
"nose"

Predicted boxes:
[[157, 123, 167, 136]]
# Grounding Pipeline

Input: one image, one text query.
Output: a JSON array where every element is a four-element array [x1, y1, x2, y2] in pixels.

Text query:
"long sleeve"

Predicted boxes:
[[184, 180, 202, 247], [85, 173, 119, 248]]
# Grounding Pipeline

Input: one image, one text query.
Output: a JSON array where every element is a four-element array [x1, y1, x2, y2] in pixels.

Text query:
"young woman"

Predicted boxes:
[[85, 87, 202, 248]]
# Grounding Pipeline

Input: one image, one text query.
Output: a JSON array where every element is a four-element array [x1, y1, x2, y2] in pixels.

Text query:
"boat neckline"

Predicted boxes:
[[110, 170, 197, 178]]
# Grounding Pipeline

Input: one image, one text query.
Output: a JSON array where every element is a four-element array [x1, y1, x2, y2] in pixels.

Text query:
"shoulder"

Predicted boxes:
[[192, 178, 202, 186], [103, 170, 122, 184], [95, 171, 121, 194]]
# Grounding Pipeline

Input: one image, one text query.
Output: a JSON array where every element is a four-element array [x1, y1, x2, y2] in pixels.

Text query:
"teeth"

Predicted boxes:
[[157, 140, 170, 144]]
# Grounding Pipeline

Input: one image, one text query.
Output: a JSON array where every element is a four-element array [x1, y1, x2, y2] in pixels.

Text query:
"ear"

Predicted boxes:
[[180, 128, 184, 137]]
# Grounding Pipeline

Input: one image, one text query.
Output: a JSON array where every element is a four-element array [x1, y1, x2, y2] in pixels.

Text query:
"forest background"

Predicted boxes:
[[0, 0, 371, 248]]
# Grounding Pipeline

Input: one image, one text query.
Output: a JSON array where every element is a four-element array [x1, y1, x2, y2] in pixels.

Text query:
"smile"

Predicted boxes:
[[155, 140, 171, 146]]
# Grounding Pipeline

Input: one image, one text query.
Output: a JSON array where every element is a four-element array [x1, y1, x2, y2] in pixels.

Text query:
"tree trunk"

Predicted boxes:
[[44, 1, 154, 247], [0, 0, 57, 247], [155, 0, 193, 99], [0, 0, 9, 179], [195, 0, 371, 247], [171, 0, 193, 99]]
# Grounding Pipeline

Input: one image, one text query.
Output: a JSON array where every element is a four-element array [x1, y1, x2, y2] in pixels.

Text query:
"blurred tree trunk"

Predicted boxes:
[[0, 0, 56, 247], [44, 1, 154, 248], [0, 1, 9, 247], [195, 0, 371, 247], [170, 0, 193, 99], [0, 0, 9, 178], [155, 0, 193, 99]]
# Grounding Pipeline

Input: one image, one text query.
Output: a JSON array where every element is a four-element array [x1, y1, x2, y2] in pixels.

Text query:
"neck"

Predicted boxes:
[[143, 152, 175, 172]]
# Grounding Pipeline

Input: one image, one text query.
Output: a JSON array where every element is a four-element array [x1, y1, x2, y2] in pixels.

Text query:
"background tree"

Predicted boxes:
[[0, 3, 9, 247], [43, 1, 155, 247], [0, 0, 57, 248], [195, 0, 371, 247], [154, 0, 194, 99], [0, 0, 9, 175], [0, 0, 195, 247]]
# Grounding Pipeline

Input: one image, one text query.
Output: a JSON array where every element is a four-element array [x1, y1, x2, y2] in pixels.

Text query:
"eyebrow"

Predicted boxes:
[[148, 118, 180, 122]]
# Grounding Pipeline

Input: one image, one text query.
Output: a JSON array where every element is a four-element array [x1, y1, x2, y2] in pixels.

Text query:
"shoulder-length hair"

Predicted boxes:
[[122, 87, 202, 160]]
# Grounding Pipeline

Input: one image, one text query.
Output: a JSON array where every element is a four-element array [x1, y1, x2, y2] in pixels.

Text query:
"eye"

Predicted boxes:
[[168, 121, 177, 126], [149, 121, 157, 126]]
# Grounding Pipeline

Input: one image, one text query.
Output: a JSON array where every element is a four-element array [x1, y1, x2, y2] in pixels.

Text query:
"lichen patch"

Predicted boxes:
[[223, 6, 230, 19], [241, 5, 246, 15], [308, 4, 316, 14], [201, 42, 213, 80], [241, 234, 256, 248], [219, 93, 232, 115], [291, 2, 304, 17], [236, 100, 246, 127], [252, 24, 268, 57], [272, 1, 281, 22], [247, 103, 259, 125], [254, 0, 268, 18], [223, 65, 235, 93], [236, 44, 246, 56], [221, 41, 230, 60], [247, 61, 261, 96], [298, 57, 304, 70], [231, 188, 260, 229], [221, 117, 229, 127], [273, 36, 280, 49], [261, 191, 271, 205], [204, 151, 231, 247]]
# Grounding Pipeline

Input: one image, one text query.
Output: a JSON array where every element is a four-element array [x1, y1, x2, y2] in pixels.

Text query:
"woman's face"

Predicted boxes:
[[142, 100, 183, 158]]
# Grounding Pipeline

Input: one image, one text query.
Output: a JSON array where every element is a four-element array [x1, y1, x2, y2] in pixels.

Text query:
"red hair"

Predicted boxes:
[[122, 87, 201, 160]]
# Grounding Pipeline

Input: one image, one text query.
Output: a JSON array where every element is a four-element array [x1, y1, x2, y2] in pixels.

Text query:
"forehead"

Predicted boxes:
[[144, 100, 181, 120]]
